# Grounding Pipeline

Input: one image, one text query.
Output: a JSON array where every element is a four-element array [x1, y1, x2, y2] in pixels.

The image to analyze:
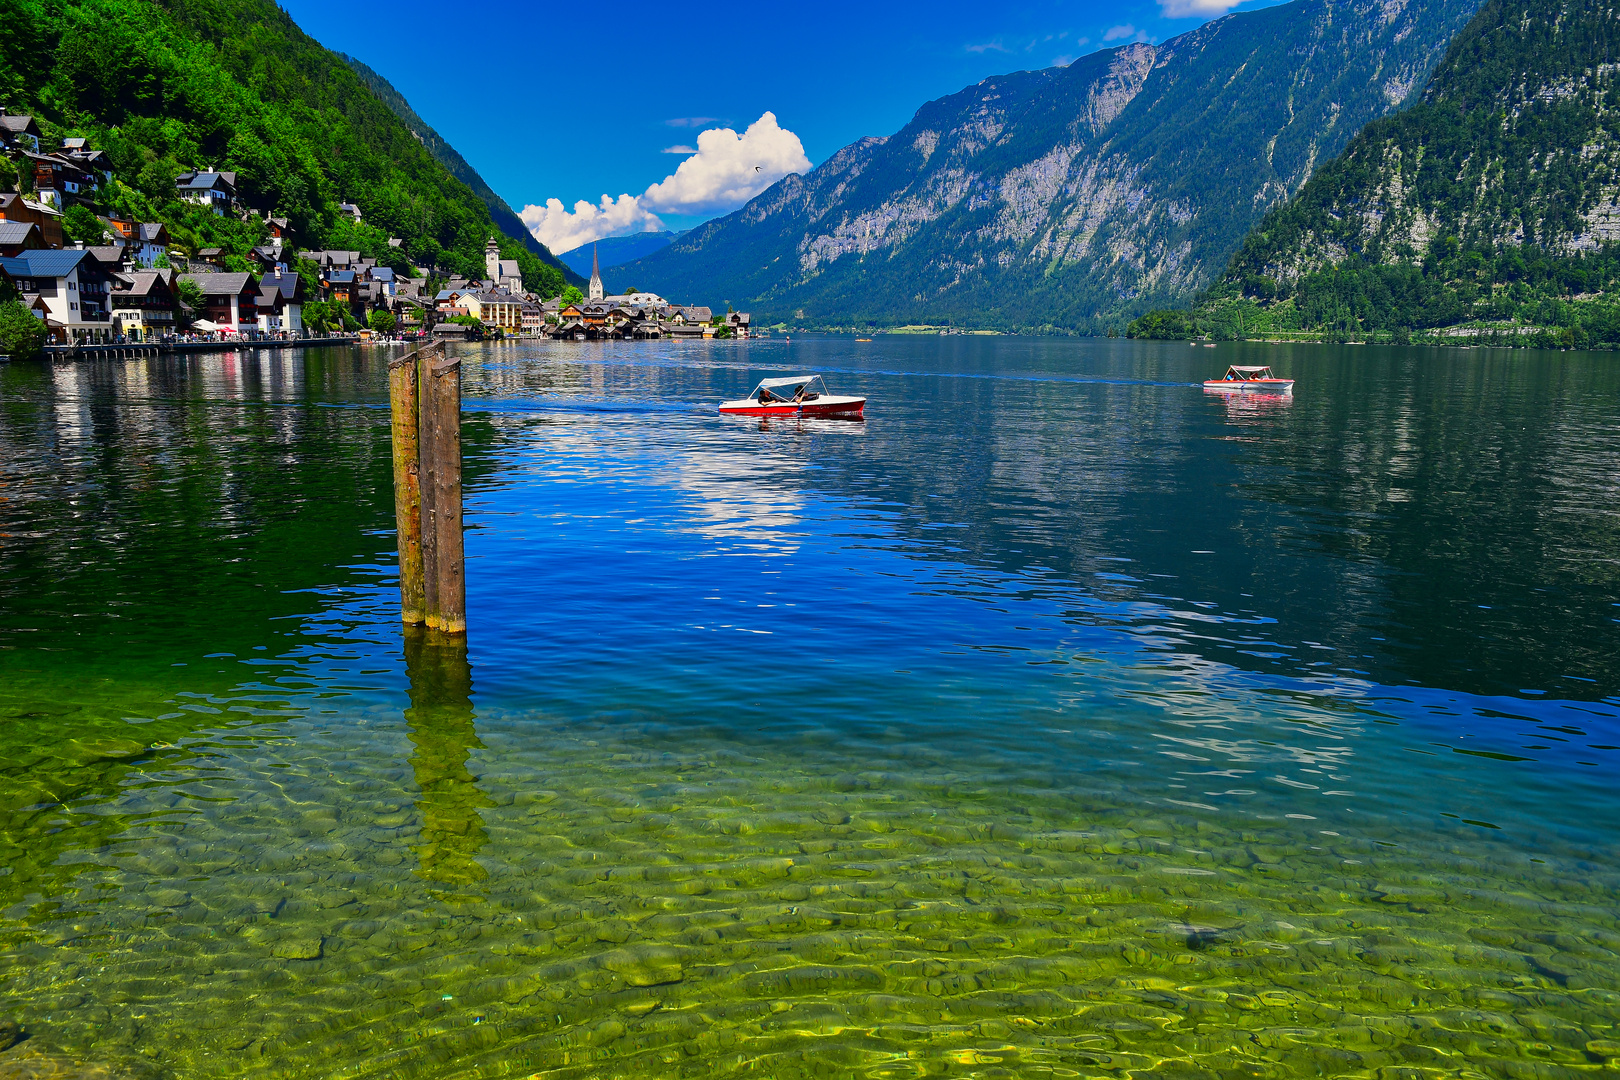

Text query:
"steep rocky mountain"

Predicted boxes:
[[340, 54, 579, 282], [1223, 0, 1620, 284], [617, 0, 1480, 330]]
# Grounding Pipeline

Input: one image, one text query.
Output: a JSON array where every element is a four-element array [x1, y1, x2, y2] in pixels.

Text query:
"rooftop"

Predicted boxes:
[[0, 248, 89, 277]]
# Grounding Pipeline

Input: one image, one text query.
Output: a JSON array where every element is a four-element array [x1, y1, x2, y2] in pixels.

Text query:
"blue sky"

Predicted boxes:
[[282, 0, 1286, 253]]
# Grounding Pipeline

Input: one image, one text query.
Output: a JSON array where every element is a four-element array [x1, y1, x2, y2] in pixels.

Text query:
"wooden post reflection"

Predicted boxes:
[[403, 624, 490, 892]]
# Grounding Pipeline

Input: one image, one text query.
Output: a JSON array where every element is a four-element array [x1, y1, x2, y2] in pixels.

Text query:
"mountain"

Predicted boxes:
[[340, 54, 580, 285], [1158, 0, 1620, 346], [0, 0, 567, 295], [616, 0, 1480, 331], [557, 231, 687, 279]]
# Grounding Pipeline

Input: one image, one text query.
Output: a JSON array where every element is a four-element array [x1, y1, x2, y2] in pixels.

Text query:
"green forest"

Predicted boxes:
[[0, 0, 567, 295], [1131, 0, 1620, 347]]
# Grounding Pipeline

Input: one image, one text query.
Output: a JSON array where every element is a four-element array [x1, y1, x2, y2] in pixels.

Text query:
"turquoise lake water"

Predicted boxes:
[[0, 337, 1616, 1078]]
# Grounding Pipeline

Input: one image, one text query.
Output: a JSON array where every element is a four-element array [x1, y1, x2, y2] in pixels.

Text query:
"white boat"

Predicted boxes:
[[719, 375, 866, 418], [1203, 364, 1294, 393]]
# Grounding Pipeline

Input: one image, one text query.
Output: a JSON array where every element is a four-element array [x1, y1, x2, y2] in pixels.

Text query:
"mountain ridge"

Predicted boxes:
[[339, 54, 581, 285], [557, 231, 687, 279], [1136, 0, 1620, 347], [616, 0, 1480, 330]]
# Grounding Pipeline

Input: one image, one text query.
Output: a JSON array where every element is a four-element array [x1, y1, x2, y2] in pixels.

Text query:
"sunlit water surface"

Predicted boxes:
[[0, 338, 1617, 1079]]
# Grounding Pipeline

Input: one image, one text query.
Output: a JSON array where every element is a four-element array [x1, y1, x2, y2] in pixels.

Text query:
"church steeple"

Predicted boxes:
[[588, 243, 604, 300]]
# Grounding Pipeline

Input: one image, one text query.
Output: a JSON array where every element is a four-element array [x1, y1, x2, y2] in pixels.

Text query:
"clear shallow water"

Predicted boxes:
[[0, 338, 1617, 1079]]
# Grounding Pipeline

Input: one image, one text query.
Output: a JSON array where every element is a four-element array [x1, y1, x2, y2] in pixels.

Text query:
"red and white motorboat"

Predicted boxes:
[[719, 375, 866, 418], [1203, 364, 1295, 393]]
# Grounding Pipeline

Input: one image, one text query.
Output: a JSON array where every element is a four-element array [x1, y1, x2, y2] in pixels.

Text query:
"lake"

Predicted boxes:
[[0, 337, 1616, 1079]]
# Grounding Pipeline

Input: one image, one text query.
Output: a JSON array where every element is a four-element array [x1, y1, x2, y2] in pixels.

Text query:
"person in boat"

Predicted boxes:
[[759, 386, 777, 403]]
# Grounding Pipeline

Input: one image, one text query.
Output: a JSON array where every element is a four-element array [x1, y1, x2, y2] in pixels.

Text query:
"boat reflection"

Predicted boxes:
[[1206, 384, 1295, 423], [749, 415, 868, 435]]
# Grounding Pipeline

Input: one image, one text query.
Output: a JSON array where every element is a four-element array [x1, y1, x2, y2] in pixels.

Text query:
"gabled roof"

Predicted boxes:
[[496, 259, 521, 278], [370, 267, 395, 282], [113, 271, 174, 298], [326, 269, 356, 283], [136, 223, 169, 243], [0, 248, 89, 278], [0, 221, 40, 247], [62, 137, 86, 150], [176, 171, 236, 192], [86, 244, 127, 264], [0, 114, 41, 138], [260, 270, 304, 301], [178, 271, 257, 296]]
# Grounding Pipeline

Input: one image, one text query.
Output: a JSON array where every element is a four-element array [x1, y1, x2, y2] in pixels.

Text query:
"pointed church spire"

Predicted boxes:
[[588, 243, 604, 301]]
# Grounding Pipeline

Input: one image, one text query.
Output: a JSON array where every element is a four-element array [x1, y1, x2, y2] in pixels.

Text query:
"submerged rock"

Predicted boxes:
[[270, 938, 324, 961]]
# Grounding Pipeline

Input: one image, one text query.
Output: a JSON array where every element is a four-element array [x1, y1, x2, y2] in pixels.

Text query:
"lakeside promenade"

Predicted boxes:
[[34, 335, 365, 361]]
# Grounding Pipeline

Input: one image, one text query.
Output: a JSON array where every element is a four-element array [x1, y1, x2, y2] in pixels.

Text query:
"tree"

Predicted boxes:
[[63, 204, 108, 245], [0, 301, 49, 360], [0, 157, 15, 193], [560, 285, 584, 305], [367, 308, 397, 333], [176, 278, 205, 316]]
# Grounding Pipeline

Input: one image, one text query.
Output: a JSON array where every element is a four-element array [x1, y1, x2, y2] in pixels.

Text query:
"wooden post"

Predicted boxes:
[[420, 344, 466, 634], [388, 349, 425, 624]]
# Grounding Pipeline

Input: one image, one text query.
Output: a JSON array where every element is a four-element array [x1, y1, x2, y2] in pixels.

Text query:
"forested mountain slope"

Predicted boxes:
[[341, 54, 578, 282], [617, 0, 1479, 331], [1158, 0, 1620, 345], [0, 0, 566, 292]]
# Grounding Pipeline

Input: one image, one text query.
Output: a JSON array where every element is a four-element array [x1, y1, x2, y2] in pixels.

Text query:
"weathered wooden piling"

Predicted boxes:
[[388, 351, 425, 624], [388, 339, 465, 634], [420, 348, 466, 634]]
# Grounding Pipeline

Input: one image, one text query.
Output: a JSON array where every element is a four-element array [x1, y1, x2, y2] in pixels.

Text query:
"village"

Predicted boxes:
[[0, 110, 749, 348]]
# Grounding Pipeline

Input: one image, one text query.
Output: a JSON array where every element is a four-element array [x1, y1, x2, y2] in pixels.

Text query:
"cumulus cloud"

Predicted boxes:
[[520, 112, 810, 254], [1159, 0, 1242, 15], [519, 194, 664, 256], [641, 112, 809, 214], [1102, 23, 1137, 40]]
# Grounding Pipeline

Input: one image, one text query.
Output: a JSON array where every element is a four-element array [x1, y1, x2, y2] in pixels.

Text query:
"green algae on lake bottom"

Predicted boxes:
[[2, 682, 1617, 1079]]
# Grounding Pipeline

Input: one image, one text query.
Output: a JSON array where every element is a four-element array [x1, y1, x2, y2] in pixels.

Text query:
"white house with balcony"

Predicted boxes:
[[175, 171, 238, 216]]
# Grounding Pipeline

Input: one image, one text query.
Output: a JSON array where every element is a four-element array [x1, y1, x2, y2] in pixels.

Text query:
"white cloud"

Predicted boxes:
[[965, 40, 1011, 53], [641, 112, 810, 215], [1103, 23, 1137, 40], [520, 112, 810, 253], [666, 116, 720, 128], [518, 194, 664, 255], [1159, 0, 1242, 15]]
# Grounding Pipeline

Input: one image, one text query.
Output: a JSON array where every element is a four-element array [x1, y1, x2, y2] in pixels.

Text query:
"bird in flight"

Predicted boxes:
[[755, 166, 761, 171]]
